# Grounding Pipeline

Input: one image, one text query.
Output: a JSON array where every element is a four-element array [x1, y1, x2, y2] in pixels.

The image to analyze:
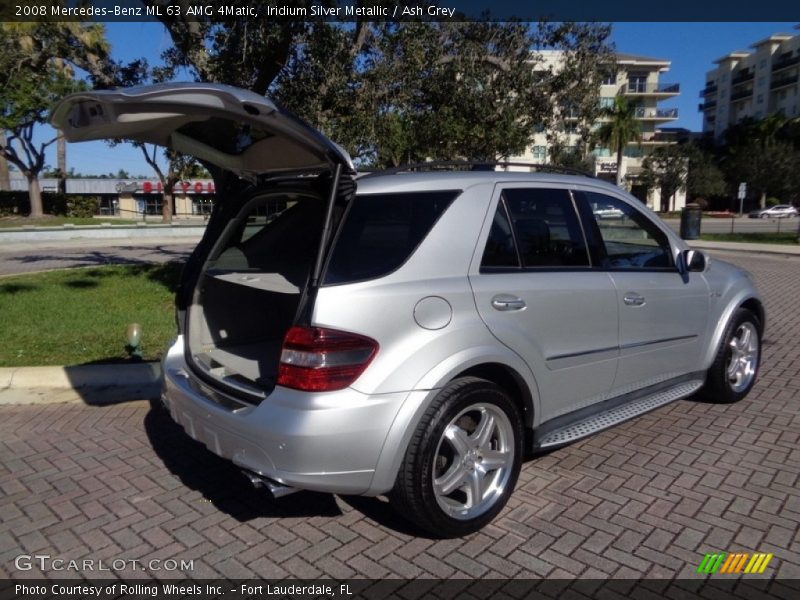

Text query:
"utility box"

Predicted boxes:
[[680, 203, 702, 240]]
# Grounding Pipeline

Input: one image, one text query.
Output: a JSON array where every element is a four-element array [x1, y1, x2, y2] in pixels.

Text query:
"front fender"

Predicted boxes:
[[700, 258, 765, 371]]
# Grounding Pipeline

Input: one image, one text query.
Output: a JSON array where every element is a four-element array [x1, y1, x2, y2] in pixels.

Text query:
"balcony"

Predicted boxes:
[[698, 100, 717, 111], [699, 83, 718, 97], [770, 74, 799, 90], [731, 70, 754, 86], [730, 88, 753, 102], [772, 54, 800, 73], [623, 82, 680, 95], [635, 107, 678, 120], [639, 132, 680, 144]]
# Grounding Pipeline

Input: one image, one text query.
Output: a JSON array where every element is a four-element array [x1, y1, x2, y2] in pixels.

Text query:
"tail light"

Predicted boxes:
[[277, 326, 379, 392]]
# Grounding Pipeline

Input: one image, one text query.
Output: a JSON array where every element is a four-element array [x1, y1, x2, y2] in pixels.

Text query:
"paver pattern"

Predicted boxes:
[[1, 251, 799, 580]]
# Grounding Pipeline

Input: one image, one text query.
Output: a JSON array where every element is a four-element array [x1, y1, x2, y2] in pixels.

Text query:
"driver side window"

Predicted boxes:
[[582, 192, 674, 270]]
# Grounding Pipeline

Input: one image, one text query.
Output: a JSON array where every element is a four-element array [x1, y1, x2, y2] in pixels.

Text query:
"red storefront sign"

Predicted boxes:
[[140, 181, 215, 194]]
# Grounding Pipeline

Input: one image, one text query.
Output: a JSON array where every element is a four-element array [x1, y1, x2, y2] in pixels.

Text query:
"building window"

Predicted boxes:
[[601, 73, 616, 85], [757, 94, 763, 104], [627, 72, 649, 93], [758, 77, 765, 87], [722, 74, 728, 82], [192, 197, 215, 215], [760, 59, 767, 69], [599, 97, 615, 108], [532, 146, 547, 162]]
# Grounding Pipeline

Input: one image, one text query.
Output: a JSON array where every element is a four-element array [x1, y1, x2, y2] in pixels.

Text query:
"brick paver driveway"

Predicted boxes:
[[1, 252, 798, 580]]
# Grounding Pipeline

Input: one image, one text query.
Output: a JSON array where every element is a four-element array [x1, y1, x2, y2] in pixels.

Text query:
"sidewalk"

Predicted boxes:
[[688, 239, 800, 256], [0, 363, 161, 405]]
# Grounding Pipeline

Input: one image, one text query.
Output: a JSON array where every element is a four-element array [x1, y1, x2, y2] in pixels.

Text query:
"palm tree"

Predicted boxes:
[[595, 96, 641, 186]]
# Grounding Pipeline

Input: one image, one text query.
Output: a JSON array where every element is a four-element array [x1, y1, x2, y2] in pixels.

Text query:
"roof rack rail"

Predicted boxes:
[[360, 160, 595, 179]]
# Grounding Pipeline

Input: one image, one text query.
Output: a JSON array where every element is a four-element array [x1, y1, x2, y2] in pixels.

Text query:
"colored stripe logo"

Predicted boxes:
[[697, 552, 773, 574]]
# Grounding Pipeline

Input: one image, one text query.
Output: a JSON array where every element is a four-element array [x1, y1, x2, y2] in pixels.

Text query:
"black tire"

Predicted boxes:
[[698, 308, 762, 403], [390, 377, 523, 538]]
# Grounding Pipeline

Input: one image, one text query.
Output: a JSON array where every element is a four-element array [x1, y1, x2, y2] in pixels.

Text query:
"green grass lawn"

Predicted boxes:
[[0, 264, 182, 366], [699, 232, 799, 245], [0, 216, 139, 228]]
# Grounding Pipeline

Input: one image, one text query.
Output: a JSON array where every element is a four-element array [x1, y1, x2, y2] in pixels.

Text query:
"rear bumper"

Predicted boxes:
[[160, 337, 407, 495]]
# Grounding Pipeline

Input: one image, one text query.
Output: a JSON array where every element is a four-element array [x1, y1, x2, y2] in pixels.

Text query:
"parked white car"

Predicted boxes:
[[749, 205, 798, 219]]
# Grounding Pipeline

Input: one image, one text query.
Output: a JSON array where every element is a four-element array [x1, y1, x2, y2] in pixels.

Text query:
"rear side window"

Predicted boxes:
[[487, 188, 590, 268], [323, 190, 458, 285]]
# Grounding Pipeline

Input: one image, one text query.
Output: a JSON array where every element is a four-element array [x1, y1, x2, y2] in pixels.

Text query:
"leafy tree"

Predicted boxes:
[[144, 1, 310, 94], [0, 27, 86, 217], [548, 140, 593, 173], [639, 144, 688, 212], [152, 15, 613, 167], [684, 143, 726, 204], [1, 21, 115, 195], [0, 131, 10, 190], [595, 96, 641, 186], [722, 115, 800, 209]]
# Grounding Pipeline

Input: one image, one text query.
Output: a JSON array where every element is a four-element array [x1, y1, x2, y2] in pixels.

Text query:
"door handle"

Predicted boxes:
[[491, 295, 526, 311], [623, 293, 646, 306]]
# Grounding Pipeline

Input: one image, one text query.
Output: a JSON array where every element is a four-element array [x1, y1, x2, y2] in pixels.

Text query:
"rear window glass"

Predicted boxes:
[[323, 190, 458, 285]]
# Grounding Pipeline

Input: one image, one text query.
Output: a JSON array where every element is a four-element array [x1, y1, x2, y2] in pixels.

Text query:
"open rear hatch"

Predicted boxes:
[[51, 83, 356, 402]]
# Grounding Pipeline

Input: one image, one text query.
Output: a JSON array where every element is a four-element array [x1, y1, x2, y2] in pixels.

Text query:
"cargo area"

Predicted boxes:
[[186, 192, 325, 398]]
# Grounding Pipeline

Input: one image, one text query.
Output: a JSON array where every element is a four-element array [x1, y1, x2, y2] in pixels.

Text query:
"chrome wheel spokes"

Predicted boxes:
[[726, 322, 759, 393], [432, 404, 514, 520]]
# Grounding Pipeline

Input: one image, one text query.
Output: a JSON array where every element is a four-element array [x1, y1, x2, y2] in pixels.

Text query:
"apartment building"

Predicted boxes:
[[700, 28, 800, 138], [512, 52, 686, 212]]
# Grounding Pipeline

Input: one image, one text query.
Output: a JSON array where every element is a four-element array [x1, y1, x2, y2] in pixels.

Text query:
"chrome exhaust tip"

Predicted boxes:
[[241, 470, 300, 499]]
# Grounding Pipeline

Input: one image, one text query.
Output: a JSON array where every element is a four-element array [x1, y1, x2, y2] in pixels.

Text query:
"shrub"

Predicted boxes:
[[44, 193, 68, 215], [66, 195, 100, 218], [0, 191, 29, 216], [765, 197, 780, 207]]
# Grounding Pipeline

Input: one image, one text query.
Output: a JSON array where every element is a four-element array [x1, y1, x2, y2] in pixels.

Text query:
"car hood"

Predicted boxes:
[[50, 82, 354, 179]]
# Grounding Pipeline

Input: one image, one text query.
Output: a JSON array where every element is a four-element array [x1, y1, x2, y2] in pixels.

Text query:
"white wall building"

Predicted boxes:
[[511, 51, 686, 212], [700, 28, 800, 138]]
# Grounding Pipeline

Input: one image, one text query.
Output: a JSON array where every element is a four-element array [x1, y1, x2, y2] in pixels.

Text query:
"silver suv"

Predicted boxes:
[[53, 84, 765, 538]]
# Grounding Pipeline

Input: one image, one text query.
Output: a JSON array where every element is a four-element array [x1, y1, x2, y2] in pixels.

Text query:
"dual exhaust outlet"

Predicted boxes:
[[242, 470, 300, 499]]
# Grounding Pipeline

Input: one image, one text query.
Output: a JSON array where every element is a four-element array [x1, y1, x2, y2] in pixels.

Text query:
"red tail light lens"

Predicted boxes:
[[276, 326, 379, 392]]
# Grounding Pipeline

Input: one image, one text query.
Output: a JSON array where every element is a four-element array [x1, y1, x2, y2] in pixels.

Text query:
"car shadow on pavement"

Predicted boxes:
[[143, 399, 433, 536], [143, 400, 343, 521]]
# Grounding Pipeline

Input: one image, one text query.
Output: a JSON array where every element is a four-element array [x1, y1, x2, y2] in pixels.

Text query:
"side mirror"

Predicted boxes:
[[683, 249, 707, 272]]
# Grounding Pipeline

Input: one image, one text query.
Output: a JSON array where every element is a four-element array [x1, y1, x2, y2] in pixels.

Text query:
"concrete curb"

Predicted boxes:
[[0, 226, 205, 243], [0, 363, 162, 406]]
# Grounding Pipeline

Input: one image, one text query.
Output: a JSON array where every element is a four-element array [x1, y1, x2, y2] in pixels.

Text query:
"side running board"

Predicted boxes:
[[536, 380, 704, 449]]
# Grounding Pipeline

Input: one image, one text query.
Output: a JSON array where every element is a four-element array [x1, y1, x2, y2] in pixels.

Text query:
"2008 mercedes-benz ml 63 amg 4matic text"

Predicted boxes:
[[52, 83, 765, 537]]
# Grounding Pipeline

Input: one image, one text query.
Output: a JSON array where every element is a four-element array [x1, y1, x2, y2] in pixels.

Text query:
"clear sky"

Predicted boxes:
[[34, 21, 800, 177]]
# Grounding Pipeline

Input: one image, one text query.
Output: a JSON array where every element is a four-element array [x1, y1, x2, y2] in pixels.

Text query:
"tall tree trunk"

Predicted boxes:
[[162, 190, 173, 224], [615, 145, 623, 186], [759, 191, 766, 210], [0, 131, 10, 192], [57, 132, 67, 194], [27, 173, 44, 218]]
